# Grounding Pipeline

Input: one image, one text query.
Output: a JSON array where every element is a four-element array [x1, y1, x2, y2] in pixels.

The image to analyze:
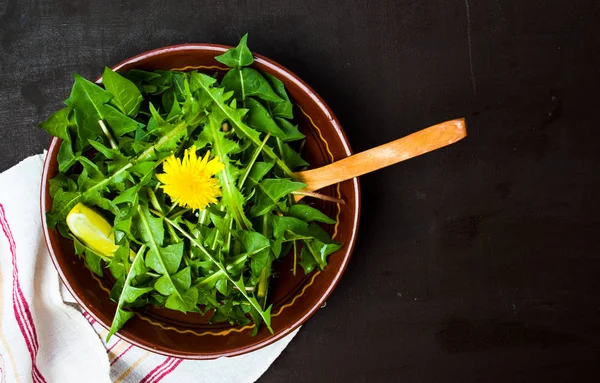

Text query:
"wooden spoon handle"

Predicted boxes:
[[294, 118, 467, 192]]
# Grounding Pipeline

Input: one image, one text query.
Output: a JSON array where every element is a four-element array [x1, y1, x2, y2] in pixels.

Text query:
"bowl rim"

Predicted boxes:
[[40, 43, 361, 358]]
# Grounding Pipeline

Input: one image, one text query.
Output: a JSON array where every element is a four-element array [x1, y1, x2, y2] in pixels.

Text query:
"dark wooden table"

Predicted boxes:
[[2, 1, 599, 381]]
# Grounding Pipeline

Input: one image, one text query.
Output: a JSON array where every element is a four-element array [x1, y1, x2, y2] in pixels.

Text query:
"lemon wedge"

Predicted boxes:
[[66, 202, 119, 257]]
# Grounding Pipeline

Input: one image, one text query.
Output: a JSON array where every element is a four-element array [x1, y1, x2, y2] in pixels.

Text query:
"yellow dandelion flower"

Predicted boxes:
[[156, 146, 225, 210]]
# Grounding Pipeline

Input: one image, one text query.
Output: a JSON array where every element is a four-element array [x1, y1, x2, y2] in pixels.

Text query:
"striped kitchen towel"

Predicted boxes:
[[0, 154, 298, 383]]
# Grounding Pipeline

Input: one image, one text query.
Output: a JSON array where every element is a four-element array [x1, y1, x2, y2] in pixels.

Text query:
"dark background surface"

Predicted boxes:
[[2, 0, 600, 381]]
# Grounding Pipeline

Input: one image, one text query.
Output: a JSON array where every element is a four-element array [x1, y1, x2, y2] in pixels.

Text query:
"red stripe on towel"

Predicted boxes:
[[0, 203, 47, 383], [110, 344, 133, 366], [140, 357, 175, 383], [151, 359, 183, 383]]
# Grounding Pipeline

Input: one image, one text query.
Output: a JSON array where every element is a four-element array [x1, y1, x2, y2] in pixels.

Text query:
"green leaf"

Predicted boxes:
[[206, 114, 252, 230], [161, 88, 175, 113], [107, 309, 135, 341], [165, 218, 273, 333], [129, 161, 155, 176], [49, 173, 77, 196], [85, 249, 103, 277], [57, 135, 78, 172], [82, 192, 118, 217], [250, 178, 306, 217], [39, 107, 73, 140], [275, 118, 305, 142], [295, 223, 342, 274], [299, 246, 319, 274], [271, 216, 309, 238], [134, 70, 173, 95], [147, 102, 166, 132], [196, 288, 218, 307], [271, 236, 283, 258], [197, 121, 241, 157], [88, 140, 128, 163], [305, 239, 342, 270], [181, 77, 208, 126], [112, 197, 139, 227], [245, 98, 287, 138], [113, 216, 133, 244], [76, 156, 103, 181], [246, 161, 275, 187], [75, 159, 121, 211], [211, 299, 235, 323], [137, 206, 190, 315], [215, 34, 254, 68], [134, 205, 164, 246], [150, 293, 167, 306], [155, 266, 191, 295], [47, 189, 81, 228], [136, 121, 189, 161], [108, 245, 130, 282], [103, 104, 144, 137], [221, 68, 282, 102], [146, 242, 183, 275], [107, 245, 151, 341], [166, 99, 182, 123], [288, 204, 336, 224], [64, 73, 144, 151], [173, 267, 192, 290], [305, 222, 339, 244], [102, 67, 143, 117], [263, 73, 294, 119], [190, 71, 294, 177], [112, 184, 141, 205], [216, 279, 230, 296], [172, 72, 187, 102], [110, 280, 124, 302], [281, 142, 309, 170], [194, 253, 248, 291], [122, 69, 161, 85], [231, 276, 273, 332], [260, 178, 306, 201], [250, 189, 275, 218], [209, 213, 229, 238], [65, 74, 112, 151], [122, 285, 154, 303], [151, 70, 174, 89], [241, 231, 270, 254], [165, 287, 198, 311], [250, 248, 270, 277]]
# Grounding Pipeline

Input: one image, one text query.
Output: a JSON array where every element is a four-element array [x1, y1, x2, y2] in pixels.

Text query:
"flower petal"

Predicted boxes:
[[154, 146, 224, 210]]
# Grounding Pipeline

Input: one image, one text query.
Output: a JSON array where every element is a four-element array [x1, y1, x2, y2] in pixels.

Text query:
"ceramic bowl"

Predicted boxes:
[[41, 43, 360, 359]]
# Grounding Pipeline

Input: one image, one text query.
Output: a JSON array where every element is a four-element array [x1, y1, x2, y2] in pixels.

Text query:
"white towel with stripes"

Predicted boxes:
[[0, 154, 298, 383]]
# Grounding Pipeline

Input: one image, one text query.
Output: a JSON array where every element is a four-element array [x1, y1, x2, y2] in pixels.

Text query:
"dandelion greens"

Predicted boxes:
[[40, 34, 340, 340]]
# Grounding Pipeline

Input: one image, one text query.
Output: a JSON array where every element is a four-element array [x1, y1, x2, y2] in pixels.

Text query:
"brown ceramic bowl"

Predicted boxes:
[[41, 44, 360, 359]]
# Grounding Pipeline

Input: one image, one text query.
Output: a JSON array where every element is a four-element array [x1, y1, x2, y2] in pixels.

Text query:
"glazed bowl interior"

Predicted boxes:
[[41, 44, 360, 359]]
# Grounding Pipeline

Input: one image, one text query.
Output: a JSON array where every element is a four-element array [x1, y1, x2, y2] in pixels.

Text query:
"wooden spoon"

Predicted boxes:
[[293, 118, 467, 201]]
